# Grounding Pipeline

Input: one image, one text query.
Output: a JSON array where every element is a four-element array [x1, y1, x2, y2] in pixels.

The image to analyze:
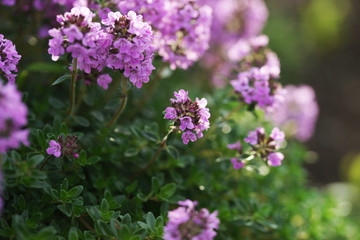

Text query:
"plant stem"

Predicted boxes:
[[40, 155, 53, 171], [66, 58, 78, 117], [106, 75, 128, 127], [131, 128, 175, 180], [196, 103, 244, 149]]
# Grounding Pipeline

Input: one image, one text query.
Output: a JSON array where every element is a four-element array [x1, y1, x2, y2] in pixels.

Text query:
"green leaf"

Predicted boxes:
[[124, 148, 139, 157], [49, 97, 64, 109], [166, 146, 179, 159], [67, 185, 83, 199], [100, 199, 109, 213], [27, 62, 63, 73], [33, 226, 57, 240], [61, 178, 69, 191], [151, 177, 160, 193], [74, 117, 90, 127], [60, 122, 68, 135], [52, 74, 71, 86], [37, 130, 47, 151], [158, 183, 177, 201], [145, 213, 155, 232], [91, 111, 105, 122], [57, 204, 72, 217], [28, 155, 44, 166], [141, 131, 158, 142], [68, 227, 78, 240]]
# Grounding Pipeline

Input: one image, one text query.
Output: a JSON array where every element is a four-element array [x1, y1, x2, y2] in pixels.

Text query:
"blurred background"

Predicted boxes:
[[264, 0, 360, 186]]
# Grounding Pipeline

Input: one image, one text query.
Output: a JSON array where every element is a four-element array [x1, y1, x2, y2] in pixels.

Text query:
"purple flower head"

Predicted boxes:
[[165, 90, 210, 144], [164, 199, 219, 240], [150, 0, 212, 70], [47, 140, 62, 157], [268, 152, 284, 167], [97, 74, 112, 89], [101, 10, 155, 88], [202, 0, 268, 46], [48, 6, 105, 73], [48, 135, 80, 159], [0, 81, 28, 153], [268, 85, 319, 142], [228, 35, 282, 112], [243, 127, 285, 166], [0, 34, 21, 83], [231, 158, 245, 169]]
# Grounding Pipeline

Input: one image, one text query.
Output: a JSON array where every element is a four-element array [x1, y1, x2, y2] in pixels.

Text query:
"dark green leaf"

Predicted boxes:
[[52, 74, 71, 86]]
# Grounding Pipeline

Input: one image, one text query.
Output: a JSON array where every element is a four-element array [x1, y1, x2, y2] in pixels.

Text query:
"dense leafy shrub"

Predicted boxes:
[[0, 1, 359, 240]]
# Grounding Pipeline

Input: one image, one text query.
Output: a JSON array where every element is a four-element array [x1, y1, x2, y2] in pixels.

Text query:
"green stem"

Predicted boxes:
[[66, 58, 78, 117], [131, 128, 175, 180], [106, 75, 128, 128], [40, 155, 53, 171]]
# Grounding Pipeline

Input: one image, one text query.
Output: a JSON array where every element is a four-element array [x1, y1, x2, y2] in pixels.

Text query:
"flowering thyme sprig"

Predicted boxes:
[[164, 199, 219, 240], [229, 35, 284, 112], [0, 81, 28, 153], [164, 89, 210, 144], [243, 127, 285, 167], [0, 34, 21, 83]]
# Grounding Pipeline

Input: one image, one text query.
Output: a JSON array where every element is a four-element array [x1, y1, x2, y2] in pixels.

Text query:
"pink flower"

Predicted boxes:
[[231, 158, 245, 169], [164, 107, 177, 120], [182, 131, 197, 145], [46, 140, 62, 157], [97, 74, 112, 89], [179, 116, 195, 131], [227, 141, 242, 152], [268, 152, 284, 167]]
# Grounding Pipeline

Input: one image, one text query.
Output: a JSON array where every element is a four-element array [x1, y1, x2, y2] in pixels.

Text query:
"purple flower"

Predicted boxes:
[[171, 89, 189, 103], [270, 127, 285, 148], [182, 131, 197, 145], [46, 140, 62, 157], [179, 116, 194, 131], [0, 34, 21, 83], [231, 158, 245, 169], [164, 199, 219, 240], [268, 152, 284, 167], [227, 141, 242, 152], [102, 10, 155, 88], [97, 74, 112, 89], [227, 35, 283, 112], [148, 0, 212, 70], [164, 107, 177, 120], [268, 85, 319, 142], [0, 81, 28, 153], [165, 90, 210, 144], [244, 129, 259, 145]]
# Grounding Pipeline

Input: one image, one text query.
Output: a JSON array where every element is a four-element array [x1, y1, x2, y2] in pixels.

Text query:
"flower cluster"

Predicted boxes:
[[48, 7, 155, 89], [46, 135, 80, 158], [0, 81, 28, 153], [164, 199, 219, 240], [229, 35, 283, 111], [201, 0, 268, 45], [101, 10, 155, 88], [243, 127, 285, 167], [151, 0, 212, 70], [0, 34, 21, 83], [269, 85, 319, 142], [48, 7, 103, 68], [164, 89, 210, 144]]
